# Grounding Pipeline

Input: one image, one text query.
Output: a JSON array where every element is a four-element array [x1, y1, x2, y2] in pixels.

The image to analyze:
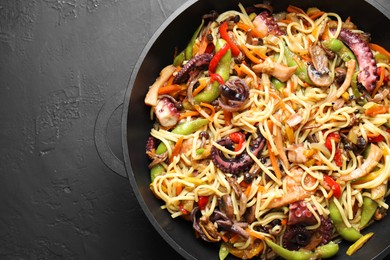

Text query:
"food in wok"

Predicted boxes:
[[144, 2, 390, 259]]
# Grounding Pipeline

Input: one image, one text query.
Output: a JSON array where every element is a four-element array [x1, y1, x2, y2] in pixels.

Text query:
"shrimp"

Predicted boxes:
[[266, 167, 316, 209]]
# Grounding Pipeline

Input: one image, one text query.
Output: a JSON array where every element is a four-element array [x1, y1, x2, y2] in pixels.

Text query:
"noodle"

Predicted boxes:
[[144, 2, 390, 259]]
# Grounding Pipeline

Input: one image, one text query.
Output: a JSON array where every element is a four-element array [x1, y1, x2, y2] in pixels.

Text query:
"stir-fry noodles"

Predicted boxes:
[[144, 2, 390, 259]]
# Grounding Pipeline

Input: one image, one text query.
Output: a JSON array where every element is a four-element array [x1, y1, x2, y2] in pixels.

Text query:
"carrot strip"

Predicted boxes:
[[166, 67, 181, 85], [200, 102, 216, 120], [252, 48, 268, 60], [287, 5, 306, 14], [309, 11, 325, 20], [278, 19, 292, 24], [369, 43, 390, 60], [301, 54, 312, 63], [192, 79, 208, 96], [158, 84, 182, 95], [365, 105, 388, 117], [176, 182, 183, 195], [236, 22, 265, 38], [170, 136, 184, 162], [229, 234, 240, 243], [267, 139, 282, 179], [372, 67, 385, 96], [245, 228, 265, 240], [195, 35, 209, 56], [221, 235, 229, 243], [179, 110, 200, 120], [224, 110, 232, 125], [234, 64, 244, 77], [241, 44, 262, 64], [244, 184, 252, 198]]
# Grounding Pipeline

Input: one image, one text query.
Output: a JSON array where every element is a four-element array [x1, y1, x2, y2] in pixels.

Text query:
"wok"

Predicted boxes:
[[121, 0, 390, 259]]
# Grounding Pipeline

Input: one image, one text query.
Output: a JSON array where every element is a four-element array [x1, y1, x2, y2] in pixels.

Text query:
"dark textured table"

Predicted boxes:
[[0, 0, 185, 259], [2, 0, 390, 260]]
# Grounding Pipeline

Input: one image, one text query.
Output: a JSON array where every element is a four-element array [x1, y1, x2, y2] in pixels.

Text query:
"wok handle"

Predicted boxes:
[[94, 89, 127, 178]]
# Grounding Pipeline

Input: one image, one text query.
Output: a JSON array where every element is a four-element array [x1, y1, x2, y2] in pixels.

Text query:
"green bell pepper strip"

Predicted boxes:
[[265, 239, 314, 260], [329, 199, 363, 242], [173, 20, 204, 66], [271, 77, 286, 90], [194, 38, 231, 104], [219, 242, 230, 260], [266, 239, 339, 260], [185, 20, 204, 60], [322, 38, 366, 105], [283, 43, 312, 85], [150, 164, 165, 182], [322, 38, 357, 64], [359, 197, 378, 228], [150, 118, 209, 181], [173, 51, 185, 67], [314, 242, 339, 259]]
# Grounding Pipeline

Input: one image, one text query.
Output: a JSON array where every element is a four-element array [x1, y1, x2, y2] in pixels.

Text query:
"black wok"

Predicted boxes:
[[122, 0, 390, 259]]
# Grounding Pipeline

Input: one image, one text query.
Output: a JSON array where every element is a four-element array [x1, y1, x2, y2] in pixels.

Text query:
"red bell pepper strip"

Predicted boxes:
[[209, 73, 225, 85], [209, 43, 230, 73], [179, 204, 189, 215], [229, 132, 246, 152], [325, 132, 341, 151], [325, 132, 343, 167], [205, 43, 215, 54], [219, 21, 240, 57], [324, 175, 341, 199], [198, 196, 209, 210], [334, 148, 343, 167], [368, 135, 384, 143]]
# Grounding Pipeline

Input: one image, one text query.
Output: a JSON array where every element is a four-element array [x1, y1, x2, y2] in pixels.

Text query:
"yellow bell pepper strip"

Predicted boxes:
[[219, 21, 240, 57], [359, 197, 378, 228], [346, 232, 374, 256], [194, 39, 231, 104], [329, 199, 363, 242]]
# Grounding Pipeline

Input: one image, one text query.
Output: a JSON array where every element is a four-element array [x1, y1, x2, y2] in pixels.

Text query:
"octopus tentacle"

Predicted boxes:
[[336, 28, 378, 92], [155, 97, 180, 128], [211, 134, 266, 175], [173, 53, 213, 84], [288, 201, 317, 226], [253, 11, 283, 37]]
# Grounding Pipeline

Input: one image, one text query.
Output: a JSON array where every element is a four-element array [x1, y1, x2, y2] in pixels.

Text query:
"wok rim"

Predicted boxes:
[[122, 1, 390, 259], [122, 0, 199, 259]]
